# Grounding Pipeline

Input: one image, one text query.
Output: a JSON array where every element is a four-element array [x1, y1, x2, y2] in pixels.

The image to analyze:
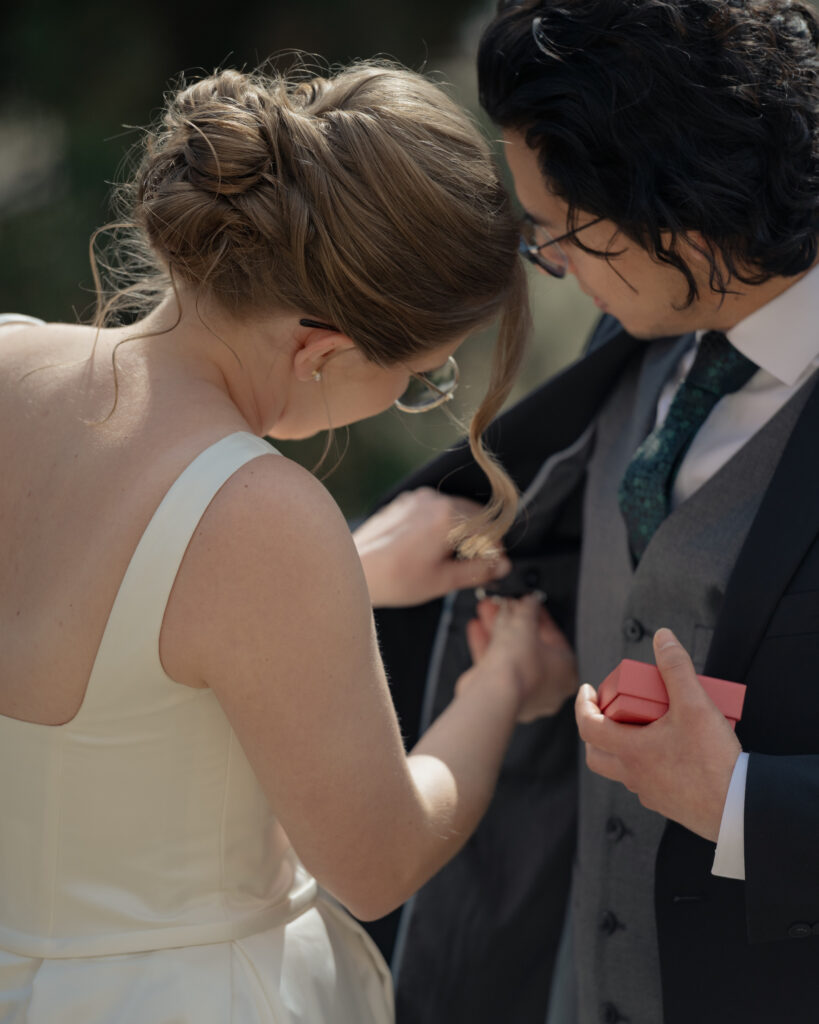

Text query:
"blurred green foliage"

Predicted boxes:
[[0, 0, 597, 517], [0, 0, 483, 318]]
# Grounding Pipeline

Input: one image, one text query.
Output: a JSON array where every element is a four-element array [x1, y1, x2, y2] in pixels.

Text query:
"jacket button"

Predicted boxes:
[[788, 922, 812, 939], [599, 910, 621, 936], [622, 617, 645, 642], [605, 816, 628, 842], [523, 567, 541, 588], [600, 1002, 624, 1023], [812, 923, 819, 936]]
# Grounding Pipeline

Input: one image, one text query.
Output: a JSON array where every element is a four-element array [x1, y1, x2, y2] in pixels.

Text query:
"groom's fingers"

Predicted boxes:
[[576, 683, 646, 757], [584, 744, 630, 787], [653, 628, 707, 713]]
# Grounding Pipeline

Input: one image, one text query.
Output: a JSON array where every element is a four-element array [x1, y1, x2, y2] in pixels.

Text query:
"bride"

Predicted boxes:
[[0, 62, 577, 1023]]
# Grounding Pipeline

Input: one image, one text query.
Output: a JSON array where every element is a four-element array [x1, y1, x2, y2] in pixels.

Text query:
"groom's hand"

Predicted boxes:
[[353, 487, 511, 608], [575, 628, 742, 842]]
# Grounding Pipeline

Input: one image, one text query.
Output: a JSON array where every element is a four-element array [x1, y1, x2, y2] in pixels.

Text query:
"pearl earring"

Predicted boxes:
[[312, 370, 322, 383]]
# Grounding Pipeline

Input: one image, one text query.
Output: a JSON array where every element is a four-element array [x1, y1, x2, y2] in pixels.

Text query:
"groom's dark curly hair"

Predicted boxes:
[[478, 0, 819, 304]]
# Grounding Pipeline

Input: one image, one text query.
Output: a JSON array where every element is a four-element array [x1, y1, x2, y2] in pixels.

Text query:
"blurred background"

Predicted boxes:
[[0, 0, 599, 517]]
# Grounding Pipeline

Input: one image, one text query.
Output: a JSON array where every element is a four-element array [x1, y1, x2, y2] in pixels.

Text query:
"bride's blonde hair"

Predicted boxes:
[[93, 62, 530, 555]]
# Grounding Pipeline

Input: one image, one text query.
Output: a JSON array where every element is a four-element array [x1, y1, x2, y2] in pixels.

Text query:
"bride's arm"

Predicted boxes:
[[161, 454, 575, 922]]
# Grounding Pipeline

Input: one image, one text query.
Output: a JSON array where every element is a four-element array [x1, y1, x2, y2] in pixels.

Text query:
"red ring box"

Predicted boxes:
[[598, 659, 746, 729]]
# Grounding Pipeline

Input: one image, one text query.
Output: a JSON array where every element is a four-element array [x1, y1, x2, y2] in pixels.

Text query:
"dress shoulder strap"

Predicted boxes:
[[0, 313, 45, 327], [81, 432, 277, 714]]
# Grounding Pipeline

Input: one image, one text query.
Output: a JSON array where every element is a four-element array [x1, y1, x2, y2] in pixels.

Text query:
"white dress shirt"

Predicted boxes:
[[650, 260, 819, 880]]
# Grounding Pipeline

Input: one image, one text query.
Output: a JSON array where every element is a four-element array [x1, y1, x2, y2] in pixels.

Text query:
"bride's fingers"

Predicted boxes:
[[466, 617, 490, 662], [495, 593, 540, 623], [507, 592, 541, 625], [476, 597, 501, 631], [537, 605, 572, 648]]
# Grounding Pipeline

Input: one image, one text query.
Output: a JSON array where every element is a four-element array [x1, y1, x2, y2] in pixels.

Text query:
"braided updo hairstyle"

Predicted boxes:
[[94, 62, 530, 554]]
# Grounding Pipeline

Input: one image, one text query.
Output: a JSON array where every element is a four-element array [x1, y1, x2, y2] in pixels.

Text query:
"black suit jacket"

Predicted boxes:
[[374, 316, 819, 1023]]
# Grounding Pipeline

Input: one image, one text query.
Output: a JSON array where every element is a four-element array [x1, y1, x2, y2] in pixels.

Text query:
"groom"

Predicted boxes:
[[357, 1, 819, 1021]]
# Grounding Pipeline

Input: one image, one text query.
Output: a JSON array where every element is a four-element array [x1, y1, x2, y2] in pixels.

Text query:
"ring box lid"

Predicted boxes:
[[598, 659, 746, 724]]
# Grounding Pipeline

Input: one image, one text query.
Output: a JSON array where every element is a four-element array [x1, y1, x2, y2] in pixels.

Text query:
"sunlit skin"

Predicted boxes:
[[93, 291, 463, 443], [269, 328, 464, 441], [502, 129, 809, 340]]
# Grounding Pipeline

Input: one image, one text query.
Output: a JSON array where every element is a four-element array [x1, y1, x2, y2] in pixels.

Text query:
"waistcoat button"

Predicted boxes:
[[605, 816, 627, 841], [622, 617, 645, 642], [599, 910, 621, 936], [600, 1001, 623, 1023]]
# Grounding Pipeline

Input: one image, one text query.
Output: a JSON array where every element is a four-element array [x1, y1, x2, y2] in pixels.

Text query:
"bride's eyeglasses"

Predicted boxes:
[[298, 318, 459, 413]]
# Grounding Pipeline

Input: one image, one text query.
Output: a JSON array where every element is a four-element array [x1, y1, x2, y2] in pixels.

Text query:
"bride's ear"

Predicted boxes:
[[292, 325, 357, 382]]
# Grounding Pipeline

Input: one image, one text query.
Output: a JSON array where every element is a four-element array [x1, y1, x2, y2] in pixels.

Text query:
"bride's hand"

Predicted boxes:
[[353, 488, 511, 608], [461, 595, 579, 722]]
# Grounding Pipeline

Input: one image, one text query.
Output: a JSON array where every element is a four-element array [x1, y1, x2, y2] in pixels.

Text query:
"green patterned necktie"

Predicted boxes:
[[618, 330, 758, 562]]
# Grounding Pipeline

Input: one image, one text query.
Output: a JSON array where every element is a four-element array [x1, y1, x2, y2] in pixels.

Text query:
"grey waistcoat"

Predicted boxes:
[[571, 339, 812, 1024]]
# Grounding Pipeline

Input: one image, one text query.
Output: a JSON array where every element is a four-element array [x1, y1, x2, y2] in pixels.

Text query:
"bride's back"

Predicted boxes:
[[0, 319, 236, 725]]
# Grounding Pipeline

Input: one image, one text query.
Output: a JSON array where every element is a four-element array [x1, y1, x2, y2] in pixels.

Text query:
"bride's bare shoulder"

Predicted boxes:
[[195, 451, 357, 595], [0, 318, 99, 365], [204, 449, 349, 545], [161, 446, 368, 687], [0, 315, 48, 353]]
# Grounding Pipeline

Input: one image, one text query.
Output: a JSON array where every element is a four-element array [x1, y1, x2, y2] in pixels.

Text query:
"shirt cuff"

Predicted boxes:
[[711, 751, 749, 880]]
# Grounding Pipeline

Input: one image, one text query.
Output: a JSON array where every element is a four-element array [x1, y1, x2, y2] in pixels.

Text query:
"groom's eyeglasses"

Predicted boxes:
[[518, 213, 605, 278], [298, 318, 459, 413]]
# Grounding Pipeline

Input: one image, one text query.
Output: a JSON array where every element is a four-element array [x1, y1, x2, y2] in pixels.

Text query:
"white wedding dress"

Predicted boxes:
[[0, 420, 394, 1023]]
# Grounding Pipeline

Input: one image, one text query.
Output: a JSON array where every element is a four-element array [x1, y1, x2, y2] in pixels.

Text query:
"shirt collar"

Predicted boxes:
[[725, 260, 819, 386]]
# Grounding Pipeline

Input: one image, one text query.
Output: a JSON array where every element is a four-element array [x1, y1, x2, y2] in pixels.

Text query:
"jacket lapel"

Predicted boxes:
[[706, 371, 819, 682]]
